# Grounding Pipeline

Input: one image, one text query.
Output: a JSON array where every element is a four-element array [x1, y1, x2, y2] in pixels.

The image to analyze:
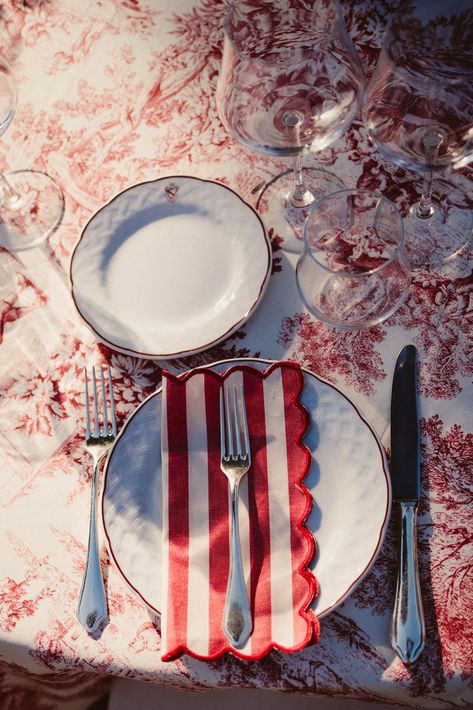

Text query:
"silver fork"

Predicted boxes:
[[220, 384, 253, 648], [77, 365, 117, 634]]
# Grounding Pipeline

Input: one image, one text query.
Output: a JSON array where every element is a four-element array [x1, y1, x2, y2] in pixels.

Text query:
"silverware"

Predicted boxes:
[[390, 345, 426, 664], [220, 384, 253, 648], [77, 365, 117, 634]]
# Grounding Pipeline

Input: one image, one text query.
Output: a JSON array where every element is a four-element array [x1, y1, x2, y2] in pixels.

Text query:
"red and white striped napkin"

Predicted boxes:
[[160, 362, 318, 661]]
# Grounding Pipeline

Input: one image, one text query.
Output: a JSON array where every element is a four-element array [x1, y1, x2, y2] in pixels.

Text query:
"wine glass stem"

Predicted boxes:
[[416, 171, 434, 219], [291, 153, 315, 209], [0, 172, 21, 208], [415, 130, 443, 220]]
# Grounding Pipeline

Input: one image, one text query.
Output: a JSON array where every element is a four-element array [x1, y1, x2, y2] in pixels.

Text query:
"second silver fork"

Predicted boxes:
[[220, 384, 253, 648], [77, 365, 117, 634]]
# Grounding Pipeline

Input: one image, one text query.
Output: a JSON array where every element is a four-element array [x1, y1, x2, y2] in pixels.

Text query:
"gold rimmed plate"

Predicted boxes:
[[102, 358, 391, 620], [70, 176, 271, 359]]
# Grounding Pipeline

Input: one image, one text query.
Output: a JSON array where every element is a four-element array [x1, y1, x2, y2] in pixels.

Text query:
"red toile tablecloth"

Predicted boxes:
[[0, 1, 471, 708]]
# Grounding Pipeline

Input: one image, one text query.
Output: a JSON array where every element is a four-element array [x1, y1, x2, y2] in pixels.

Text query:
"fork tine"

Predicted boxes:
[[100, 367, 108, 436], [240, 384, 250, 462], [233, 385, 242, 457], [84, 367, 91, 440], [91, 366, 100, 438], [108, 366, 117, 437], [219, 388, 226, 458], [224, 386, 234, 458]]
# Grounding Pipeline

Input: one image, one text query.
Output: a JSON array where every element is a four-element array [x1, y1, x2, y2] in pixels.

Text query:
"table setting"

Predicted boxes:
[[0, 0, 472, 709]]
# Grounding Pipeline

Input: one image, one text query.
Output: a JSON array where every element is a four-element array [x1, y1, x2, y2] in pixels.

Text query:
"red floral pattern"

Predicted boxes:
[[351, 416, 473, 697], [277, 312, 387, 395], [390, 272, 473, 399], [0, 0, 471, 708], [0, 249, 48, 346]]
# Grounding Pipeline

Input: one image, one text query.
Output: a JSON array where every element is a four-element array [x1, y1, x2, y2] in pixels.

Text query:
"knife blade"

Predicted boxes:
[[390, 344, 426, 664]]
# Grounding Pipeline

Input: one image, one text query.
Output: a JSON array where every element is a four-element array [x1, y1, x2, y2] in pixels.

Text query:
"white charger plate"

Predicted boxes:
[[70, 177, 271, 359], [102, 358, 391, 618]]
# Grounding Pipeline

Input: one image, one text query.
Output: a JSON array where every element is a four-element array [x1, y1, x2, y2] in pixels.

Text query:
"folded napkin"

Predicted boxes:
[[160, 362, 318, 661]]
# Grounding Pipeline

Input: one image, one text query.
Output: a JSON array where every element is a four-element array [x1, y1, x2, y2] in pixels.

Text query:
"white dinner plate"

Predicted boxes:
[[70, 177, 271, 359], [102, 358, 391, 618]]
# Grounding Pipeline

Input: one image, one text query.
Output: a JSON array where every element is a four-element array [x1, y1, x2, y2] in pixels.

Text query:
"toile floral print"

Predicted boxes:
[[0, 0, 471, 708]]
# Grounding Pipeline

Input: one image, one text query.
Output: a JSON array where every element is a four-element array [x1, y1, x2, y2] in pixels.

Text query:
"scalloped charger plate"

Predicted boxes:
[[102, 358, 391, 619], [70, 177, 271, 359]]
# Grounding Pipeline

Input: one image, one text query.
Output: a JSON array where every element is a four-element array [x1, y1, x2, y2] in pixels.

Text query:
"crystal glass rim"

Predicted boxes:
[[382, 17, 473, 88], [222, 3, 345, 61], [0, 56, 18, 121], [302, 188, 406, 278], [383, 49, 473, 89]]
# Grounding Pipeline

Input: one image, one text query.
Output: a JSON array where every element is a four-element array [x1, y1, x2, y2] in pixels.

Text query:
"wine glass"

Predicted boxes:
[[296, 189, 410, 329], [216, 0, 364, 253], [363, 1, 473, 269], [0, 58, 64, 251]]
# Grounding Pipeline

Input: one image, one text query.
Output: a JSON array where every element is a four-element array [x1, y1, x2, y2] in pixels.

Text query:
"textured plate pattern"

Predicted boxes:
[[70, 176, 271, 359], [102, 359, 391, 617]]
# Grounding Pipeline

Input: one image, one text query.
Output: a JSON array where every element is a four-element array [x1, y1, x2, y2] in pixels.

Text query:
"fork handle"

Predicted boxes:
[[77, 455, 108, 634], [223, 481, 252, 648]]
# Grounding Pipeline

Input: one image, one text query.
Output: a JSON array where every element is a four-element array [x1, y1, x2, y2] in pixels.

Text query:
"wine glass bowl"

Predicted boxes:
[[363, 2, 473, 269], [216, 0, 364, 252], [296, 189, 410, 329], [219, 43, 361, 157], [0, 63, 17, 136], [0, 57, 64, 251], [364, 48, 473, 173]]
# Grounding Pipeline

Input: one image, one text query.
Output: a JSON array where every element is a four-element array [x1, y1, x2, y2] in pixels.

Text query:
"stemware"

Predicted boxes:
[[363, 1, 473, 269], [0, 58, 64, 251], [216, 0, 364, 253], [296, 189, 410, 329]]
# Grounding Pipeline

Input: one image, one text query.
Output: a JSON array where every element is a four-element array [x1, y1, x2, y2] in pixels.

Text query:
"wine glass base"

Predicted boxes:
[[320, 272, 389, 327], [256, 168, 345, 253], [386, 177, 472, 272], [296, 265, 411, 329], [0, 169, 65, 251]]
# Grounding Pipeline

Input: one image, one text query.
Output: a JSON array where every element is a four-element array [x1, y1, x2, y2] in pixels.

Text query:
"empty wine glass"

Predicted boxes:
[[296, 189, 410, 328], [216, 0, 364, 253], [0, 57, 64, 251], [363, 1, 473, 269]]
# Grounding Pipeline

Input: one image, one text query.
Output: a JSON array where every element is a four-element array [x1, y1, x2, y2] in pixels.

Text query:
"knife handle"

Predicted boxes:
[[391, 501, 426, 664]]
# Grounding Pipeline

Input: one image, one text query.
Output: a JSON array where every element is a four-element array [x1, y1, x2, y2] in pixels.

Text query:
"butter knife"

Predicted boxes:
[[390, 344, 426, 664]]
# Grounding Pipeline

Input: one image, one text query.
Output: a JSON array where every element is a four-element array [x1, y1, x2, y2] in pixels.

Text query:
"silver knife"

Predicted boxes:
[[390, 344, 426, 664]]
